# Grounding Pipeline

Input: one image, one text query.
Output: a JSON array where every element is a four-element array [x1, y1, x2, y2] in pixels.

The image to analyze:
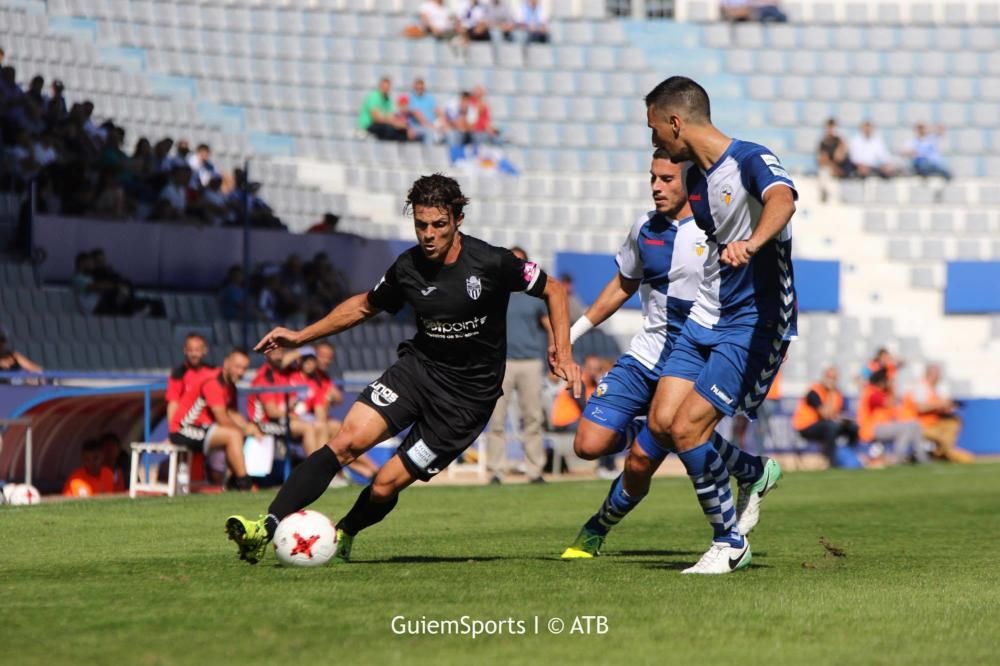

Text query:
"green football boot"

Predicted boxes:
[[560, 526, 605, 559], [333, 528, 354, 563], [225, 514, 270, 565]]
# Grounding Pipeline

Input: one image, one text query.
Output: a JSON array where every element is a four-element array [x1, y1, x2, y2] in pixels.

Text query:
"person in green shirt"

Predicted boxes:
[[358, 77, 410, 142]]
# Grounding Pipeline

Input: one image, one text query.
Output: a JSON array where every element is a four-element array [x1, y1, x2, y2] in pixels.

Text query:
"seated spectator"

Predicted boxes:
[[218, 265, 253, 320], [515, 0, 550, 43], [857, 369, 929, 465], [357, 77, 410, 142], [721, 0, 787, 22], [45, 78, 68, 127], [99, 432, 128, 492], [152, 164, 192, 221], [905, 364, 973, 463], [408, 0, 462, 40], [227, 169, 283, 228], [848, 120, 896, 178], [167, 347, 260, 490], [444, 90, 476, 162], [71, 250, 121, 315], [816, 117, 854, 202], [471, 85, 501, 146], [863, 347, 903, 383], [486, 0, 516, 41], [460, 0, 493, 41], [0, 331, 42, 376], [187, 142, 219, 187], [393, 95, 420, 142], [307, 212, 340, 234], [91, 170, 130, 220], [200, 173, 230, 225], [792, 367, 862, 467], [408, 78, 442, 144], [63, 439, 116, 497], [904, 123, 952, 180]]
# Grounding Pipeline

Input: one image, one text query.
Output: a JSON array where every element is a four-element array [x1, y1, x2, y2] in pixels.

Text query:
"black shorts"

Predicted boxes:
[[358, 354, 496, 481], [169, 424, 217, 453]]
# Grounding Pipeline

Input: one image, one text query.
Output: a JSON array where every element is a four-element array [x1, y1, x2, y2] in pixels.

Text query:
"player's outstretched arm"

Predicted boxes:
[[721, 185, 796, 268], [255, 292, 381, 352], [570, 273, 640, 344], [540, 277, 583, 398]]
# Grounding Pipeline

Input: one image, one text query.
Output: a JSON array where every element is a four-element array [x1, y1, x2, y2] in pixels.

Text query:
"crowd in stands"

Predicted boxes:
[[720, 0, 788, 23], [0, 54, 285, 229], [793, 348, 973, 469], [71, 248, 165, 317], [407, 0, 550, 45], [817, 117, 952, 201]]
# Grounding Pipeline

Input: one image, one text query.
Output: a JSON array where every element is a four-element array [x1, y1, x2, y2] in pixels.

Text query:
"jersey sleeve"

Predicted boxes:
[[740, 147, 798, 202], [614, 216, 646, 280], [367, 260, 406, 314], [202, 379, 228, 411], [499, 249, 547, 297], [165, 376, 183, 402]]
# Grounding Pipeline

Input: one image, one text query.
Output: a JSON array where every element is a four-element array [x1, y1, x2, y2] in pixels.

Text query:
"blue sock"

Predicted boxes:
[[677, 442, 742, 547], [710, 432, 764, 484], [584, 473, 644, 536]]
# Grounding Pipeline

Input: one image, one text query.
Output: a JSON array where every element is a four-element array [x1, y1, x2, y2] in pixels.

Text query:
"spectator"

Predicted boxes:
[[816, 117, 853, 202], [444, 90, 475, 162], [167, 347, 260, 490], [485, 247, 552, 485], [393, 94, 420, 142], [166, 333, 216, 426], [218, 265, 253, 320], [408, 78, 441, 144], [459, 0, 492, 41], [486, 0, 516, 41], [187, 142, 219, 187], [200, 173, 230, 225], [26, 75, 45, 110], [63, 439, 116, 497], [70, 251, 121, 315], [721, 0, 787, 22], [410, 0, 462, 40], [515, 0, 550, 43], [358, 77, 410, 142], [559, 273, 586, 321], [863, 347, 903, 383], [151, 164, 192, 221], [904, 123, 952, 180], [227, 169, 283, 228], [248, 347, 319, 456], [471, 85, 501, 146], [98, 432, 128, 492], [792, 367, 862, 468], [91, 169, 130, 219], [307, 212, 340, 234], [905, 364, 973, 463], [857, 369, 929, 465], [848, 120, 896, 178], [45, 79, 67, 127], [0, 331, 42, 375]]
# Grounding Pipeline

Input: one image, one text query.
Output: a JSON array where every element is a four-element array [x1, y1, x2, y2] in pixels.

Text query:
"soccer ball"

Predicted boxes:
[[272, 510, 337, 567], [6, 484, 41, 506]]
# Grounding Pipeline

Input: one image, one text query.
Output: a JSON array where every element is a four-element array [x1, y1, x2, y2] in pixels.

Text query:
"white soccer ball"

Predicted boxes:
[[273, 510, 338, 567], [6, 484, 41, 506]]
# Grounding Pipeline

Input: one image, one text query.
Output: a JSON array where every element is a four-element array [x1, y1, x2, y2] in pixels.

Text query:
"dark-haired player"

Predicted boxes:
[[169, 348, 261, 490], [643, 76, 796, 574], [226, 174, 582, 564]]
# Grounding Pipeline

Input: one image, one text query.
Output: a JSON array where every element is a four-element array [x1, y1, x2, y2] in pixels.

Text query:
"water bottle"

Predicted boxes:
[[177, 458, 191, 496]]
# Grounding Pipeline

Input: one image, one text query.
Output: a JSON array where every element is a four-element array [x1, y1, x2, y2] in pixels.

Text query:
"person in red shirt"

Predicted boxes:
[[63, 439, 116, 497], [857, 369, 928, 465], [169, 348, 260, 490], [471, 85, 499, 145], [166, 333, 216, 427], [247, 347, 319, 455]]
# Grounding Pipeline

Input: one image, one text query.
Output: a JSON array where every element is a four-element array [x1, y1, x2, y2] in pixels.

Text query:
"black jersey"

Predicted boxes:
[[367, 234, 548, 406]]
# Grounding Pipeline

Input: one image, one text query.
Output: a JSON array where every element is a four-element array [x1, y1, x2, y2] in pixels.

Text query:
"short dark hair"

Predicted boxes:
[[652, 147, 672, 161], [644, 76, 711, 123], [405, 174, 469, 219]]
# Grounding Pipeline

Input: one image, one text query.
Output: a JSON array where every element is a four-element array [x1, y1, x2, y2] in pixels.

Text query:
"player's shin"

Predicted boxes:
[[265, 445, 342, 538], [710, 431, 764, 484], [677, 442, 742, 547], [584, 472, 646, 536], [336, 484, 399, 536]]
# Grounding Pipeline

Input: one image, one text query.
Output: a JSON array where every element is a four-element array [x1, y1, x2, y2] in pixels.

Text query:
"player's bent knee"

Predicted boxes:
[[573, 433, 610, 460], [625, 449, 653, 479]]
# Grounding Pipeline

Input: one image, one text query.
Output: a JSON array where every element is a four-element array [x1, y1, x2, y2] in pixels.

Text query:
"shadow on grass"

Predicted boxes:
[[355, 555, 514, 564], [612, 549, 703, 557]]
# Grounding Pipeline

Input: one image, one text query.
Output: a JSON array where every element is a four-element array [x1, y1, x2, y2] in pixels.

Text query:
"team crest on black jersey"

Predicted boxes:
[[466, 275, 482, 300]]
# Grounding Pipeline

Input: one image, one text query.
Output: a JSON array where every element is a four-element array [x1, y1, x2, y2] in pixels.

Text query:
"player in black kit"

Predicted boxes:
[[226, 174, 582, 564]]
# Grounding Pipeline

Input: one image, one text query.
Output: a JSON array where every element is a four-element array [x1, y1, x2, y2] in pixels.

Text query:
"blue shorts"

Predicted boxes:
[[662, 319, 790, 418], [581, 355, 670, 462]]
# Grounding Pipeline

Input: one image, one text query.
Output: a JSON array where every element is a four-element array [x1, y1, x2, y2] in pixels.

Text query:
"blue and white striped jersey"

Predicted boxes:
[[615, 211, 708, 370], [684, 139, 798, 339]]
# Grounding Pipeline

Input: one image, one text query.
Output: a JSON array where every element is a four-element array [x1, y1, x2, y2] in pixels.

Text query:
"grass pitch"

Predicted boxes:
[[3, 463, 998, 666]]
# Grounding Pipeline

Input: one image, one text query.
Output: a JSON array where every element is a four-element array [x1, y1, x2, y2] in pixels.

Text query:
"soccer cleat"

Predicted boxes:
[[333, 528, 353, 563], [560, 527, 605, 559], [736, 456, 782, 536], [681, 540, 752, 575], [225, 514, 270, 565]]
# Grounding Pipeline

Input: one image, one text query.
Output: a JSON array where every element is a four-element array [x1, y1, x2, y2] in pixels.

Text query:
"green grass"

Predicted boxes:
[[3, 463, 999, 666]]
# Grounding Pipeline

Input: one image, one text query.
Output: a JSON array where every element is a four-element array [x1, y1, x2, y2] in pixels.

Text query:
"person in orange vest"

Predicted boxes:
[[63, 439, 117, 497], [906, 364, 973, 463], [857, 369, 928, 465], [792, 367, 859, 465], [863, 347, 902, 383]]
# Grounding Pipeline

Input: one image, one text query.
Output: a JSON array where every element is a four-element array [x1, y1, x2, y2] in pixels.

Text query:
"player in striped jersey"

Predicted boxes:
[[560, 151, 770, 559], [644, 76, 796, 574]]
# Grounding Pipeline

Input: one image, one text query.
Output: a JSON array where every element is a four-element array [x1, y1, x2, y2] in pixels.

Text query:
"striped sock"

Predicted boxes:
[[678, 442, 742, 547], [710, 432, 764, 485], [584, 473, 644, 536]]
